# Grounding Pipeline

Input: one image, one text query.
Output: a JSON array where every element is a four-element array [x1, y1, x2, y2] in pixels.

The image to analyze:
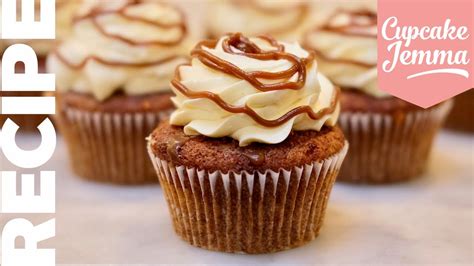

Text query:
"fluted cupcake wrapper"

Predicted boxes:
[[57, 107, 171, 184], [338, 100, 452, 184], [148, 142, 348, 254]]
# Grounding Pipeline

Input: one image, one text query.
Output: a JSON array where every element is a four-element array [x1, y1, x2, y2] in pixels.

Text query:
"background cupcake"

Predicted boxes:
[[206, 0, 313, 41], [445, 89, 474, 132], [0, 0, 81, 132], [48, 0, 191, 184], [148, 33, 348, 253], [305, 9, 452, 183]]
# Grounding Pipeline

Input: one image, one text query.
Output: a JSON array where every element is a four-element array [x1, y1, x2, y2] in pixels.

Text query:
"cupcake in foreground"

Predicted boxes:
[[445, 89, 474, 132], [206, 0, 312, 41], [148, 33, 348, 253], [305, 9, 452, 183], [48, 0, 190, 184], [0, 0, 81, 132]]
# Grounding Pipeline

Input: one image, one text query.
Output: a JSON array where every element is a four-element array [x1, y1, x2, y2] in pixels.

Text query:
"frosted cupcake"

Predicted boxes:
[[148, 33, 348, 253], [305, 9, 452, 183], [206, 0, 312, 41], [0, 0, 81, 131], [48, 0, 190, 184]]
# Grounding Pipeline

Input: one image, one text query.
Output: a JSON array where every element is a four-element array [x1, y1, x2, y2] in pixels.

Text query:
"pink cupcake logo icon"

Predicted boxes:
[[378, 0, 473, 108]]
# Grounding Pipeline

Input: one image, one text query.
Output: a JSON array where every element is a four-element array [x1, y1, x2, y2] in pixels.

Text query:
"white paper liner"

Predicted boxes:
[[59, 107, 172, 184], [338, 100, 452, 183], [148, 141, 348, 254]]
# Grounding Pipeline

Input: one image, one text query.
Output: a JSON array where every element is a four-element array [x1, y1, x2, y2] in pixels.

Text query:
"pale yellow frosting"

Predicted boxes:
[[47, 0, 191, 101], [170, 36, 340, 146], [305, 10, 388, 97], [207, 0, 312, 42]]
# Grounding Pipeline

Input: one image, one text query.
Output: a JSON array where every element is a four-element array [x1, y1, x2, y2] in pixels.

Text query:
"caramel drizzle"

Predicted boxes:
[[304, 9, 377, 68], [171, 33, 340, 128], [230, 0, 309, 36], [74, 0, 187, 46], [54, 0, 188, 70], [320, 9, 377, 38]]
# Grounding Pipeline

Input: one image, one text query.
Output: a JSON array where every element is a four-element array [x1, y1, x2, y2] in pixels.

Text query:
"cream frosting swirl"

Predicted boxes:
[[170, 34, 340, 146], [305, 9, 388, 97], [207, 0, 311, 42], [47, 0, 191, 101]]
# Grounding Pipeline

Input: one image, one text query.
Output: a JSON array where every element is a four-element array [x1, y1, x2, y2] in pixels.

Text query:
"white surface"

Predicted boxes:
[[0, 130, 473, 265]]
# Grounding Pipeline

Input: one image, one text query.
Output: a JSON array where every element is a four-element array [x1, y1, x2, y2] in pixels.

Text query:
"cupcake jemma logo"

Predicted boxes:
[[378, 0, 473, 108], [381, 18, 470, 78]]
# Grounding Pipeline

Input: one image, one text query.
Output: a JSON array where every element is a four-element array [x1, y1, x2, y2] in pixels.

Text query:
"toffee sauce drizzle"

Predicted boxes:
[[53, 0, 187, 69], [320, 9, 377, 38], [304, 9, 377, 68], [171, 33, 340, 128]]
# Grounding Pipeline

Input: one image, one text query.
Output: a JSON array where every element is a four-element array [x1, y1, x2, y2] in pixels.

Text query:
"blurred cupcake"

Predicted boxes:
[[206, 0, 312, 41], [148, 33, 348, 253], [0, 0, 81, 131], [445, 89, 474, 132], [305, 9, 452, 183], [48, 0, 191, 184]]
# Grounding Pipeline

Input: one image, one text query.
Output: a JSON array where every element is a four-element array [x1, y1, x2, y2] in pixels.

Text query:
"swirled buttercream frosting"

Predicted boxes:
[[305, 9, 387, 97], [208, 0, 311, 41], [47, 0, 190, 101], [170, 33, 340, 146]]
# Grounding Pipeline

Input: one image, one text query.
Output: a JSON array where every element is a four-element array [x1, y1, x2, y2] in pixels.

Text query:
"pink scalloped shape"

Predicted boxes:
[[378, 0, 473, 108]]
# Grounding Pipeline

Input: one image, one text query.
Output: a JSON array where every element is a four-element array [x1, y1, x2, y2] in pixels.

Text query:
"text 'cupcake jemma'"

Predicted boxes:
[[170, 33, 340, 146]]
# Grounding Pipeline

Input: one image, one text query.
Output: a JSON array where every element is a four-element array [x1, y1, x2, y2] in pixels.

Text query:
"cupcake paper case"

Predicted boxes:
[[305, 9, 452, 184], [148, 33, 348, 253], [48, 0, 191, 184]]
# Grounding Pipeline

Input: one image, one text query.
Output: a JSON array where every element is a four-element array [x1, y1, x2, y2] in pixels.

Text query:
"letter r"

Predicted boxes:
[[1, 219, 55, 266]]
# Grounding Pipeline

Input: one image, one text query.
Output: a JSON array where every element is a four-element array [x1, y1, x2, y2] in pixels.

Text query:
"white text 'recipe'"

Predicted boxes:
[[1, 1, 56, 266]]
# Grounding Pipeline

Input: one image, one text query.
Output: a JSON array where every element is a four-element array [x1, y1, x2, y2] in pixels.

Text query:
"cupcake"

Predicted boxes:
[[48, 0, 191, 184], [0, 0, 81, 131], [206, 0, 312, 41], [148, 33, 348, 253], [445, 89, 474, 132], [304, 9, 452, 183]]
